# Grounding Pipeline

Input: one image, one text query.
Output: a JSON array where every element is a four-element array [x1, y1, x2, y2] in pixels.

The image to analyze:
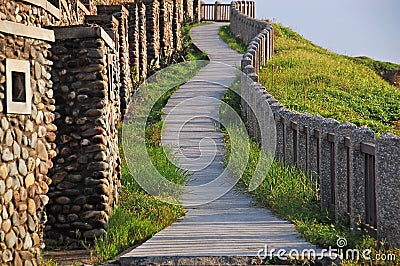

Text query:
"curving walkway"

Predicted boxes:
[[120, 23, 319, 265]]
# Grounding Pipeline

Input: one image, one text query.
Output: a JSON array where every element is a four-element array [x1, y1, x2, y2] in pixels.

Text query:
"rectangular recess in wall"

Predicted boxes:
[[6, 59, 32, 114]]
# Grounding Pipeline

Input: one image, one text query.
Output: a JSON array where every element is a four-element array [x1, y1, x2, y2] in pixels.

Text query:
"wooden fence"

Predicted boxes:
[[201, 3, 231, 22]]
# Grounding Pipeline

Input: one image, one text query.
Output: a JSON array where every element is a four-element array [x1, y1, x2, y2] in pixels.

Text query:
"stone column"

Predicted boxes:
[[376, 133, 400, 248], [334, 122, 356, 221], [296, 113, 313, 172], [97, 5, 133, 117], [138, 3, 148, 80], [143, 0, 160, 69], [275, 108, 288, 163], [173, 0, 184, 51], [48, 26, 121, 245], [126, 3, 140, 82], [319, 118, 339, 210], [281, 110, 299, 166], [306, 115, 323, 187], [349, 127, 375, 228]]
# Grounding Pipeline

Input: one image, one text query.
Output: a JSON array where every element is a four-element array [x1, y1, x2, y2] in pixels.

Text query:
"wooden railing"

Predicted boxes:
[[201, 2, 231, 22]]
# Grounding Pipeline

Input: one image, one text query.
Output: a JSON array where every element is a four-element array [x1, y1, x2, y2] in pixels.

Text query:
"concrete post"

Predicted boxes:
[[349, 127, 375, 228], [319, 118, 340, 210], [296, 113, 313, 172], [376, 133, 400, 248], [334, 122, 356, 221], [306, 115, 323, 187]]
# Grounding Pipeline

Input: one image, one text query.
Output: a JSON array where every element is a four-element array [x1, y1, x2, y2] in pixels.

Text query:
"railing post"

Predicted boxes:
[[376, 133, 400, 248], [349, 127, 375, 229], [200, 1, 205, 21], [334, 122, 356, 222], [214, 1, 220, 21]]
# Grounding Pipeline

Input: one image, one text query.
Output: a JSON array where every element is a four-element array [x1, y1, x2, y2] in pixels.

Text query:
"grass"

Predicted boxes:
[[219, 25, 247, 54], [222, 88, 400, 265], [182, 22, 210, 61], [259, 23, 400, 135], [218, 24, 400, 135], [349, 56, 400, 76], [91, 23, 209, 263]]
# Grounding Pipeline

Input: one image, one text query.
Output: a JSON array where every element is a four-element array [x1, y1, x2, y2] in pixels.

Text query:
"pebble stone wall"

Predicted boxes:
[[0, 1, 58, 265], [0, 0, 197, 262], [46, 26, 121, 246]]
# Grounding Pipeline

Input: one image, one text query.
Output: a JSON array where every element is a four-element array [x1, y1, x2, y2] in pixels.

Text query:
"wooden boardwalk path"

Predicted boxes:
[[120, 23, 319, 265]]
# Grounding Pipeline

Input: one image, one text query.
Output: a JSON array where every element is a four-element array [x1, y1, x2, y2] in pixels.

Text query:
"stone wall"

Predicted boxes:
[[97, 5, 134, 116], [173, 0, 184, 51], [46, 26, 121, 246], [0, 0, 191, 262], [0, 1, 59, 264], [142, 0, 161, 69], [235, 0, 400, 248], [183, 0, 194, 21], [159, 0, 174, 58]]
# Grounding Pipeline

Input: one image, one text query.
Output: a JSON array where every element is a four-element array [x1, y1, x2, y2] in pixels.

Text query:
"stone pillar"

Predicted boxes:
[[306, 115, 323, 186], [47, 26, 121, 245], [159, 0, 174, 59], [97, 5, 134, 117], [296, 113, 313, 172], [80, 0, 97, 15], [334, 122, 356, 221], [275, 109, 288, 163], [319, 118, 339, 210], [282, 110, 299, 166], [138, 3, 148, 80], [193, 0, 202, 22], [376, 133, 400, 248], [173, 0, 184, 51], [126, 3, 140, 82], [349, 127, 375, 228], [141, 0, 161, 70]]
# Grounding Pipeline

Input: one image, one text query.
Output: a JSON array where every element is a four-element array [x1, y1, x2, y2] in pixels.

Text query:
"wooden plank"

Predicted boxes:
[[361, 142, 376, 156], [121, 23, 320, 264], [0, 20, 55, 42]]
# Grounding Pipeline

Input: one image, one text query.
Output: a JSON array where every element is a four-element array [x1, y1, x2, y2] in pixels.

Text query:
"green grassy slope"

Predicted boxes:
[[259, 23, 400, 135]]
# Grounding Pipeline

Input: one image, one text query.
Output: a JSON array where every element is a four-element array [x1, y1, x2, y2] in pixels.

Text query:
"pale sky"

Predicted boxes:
[[204, 0, 400, 64]]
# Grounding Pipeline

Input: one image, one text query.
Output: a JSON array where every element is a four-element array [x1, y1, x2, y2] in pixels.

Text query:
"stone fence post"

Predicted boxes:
[[296, 113, 313, 172], [349, 127, 375, 228], [376, 133, 400, 248], [334, 122, 356, 221], [306, 115, 323, 187], [319, 118, 339, 210]]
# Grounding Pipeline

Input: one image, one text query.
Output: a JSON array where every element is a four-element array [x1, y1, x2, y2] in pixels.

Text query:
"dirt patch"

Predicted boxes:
[[43, 249, 92, 266], [383, 70, 400, 87]]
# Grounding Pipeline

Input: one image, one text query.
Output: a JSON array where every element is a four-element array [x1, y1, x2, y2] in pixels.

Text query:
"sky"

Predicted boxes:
[[204, 0, 400, 64]]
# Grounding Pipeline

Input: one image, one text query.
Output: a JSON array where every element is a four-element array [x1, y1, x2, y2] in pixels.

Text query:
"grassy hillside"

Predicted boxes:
[[258, 23, 400, 135]]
